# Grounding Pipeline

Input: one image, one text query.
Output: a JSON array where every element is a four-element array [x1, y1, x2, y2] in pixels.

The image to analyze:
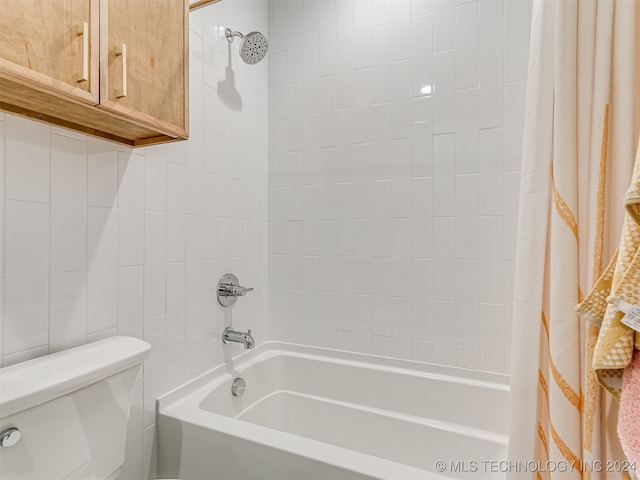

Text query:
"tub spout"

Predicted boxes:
[[222, 327, 255, 349]]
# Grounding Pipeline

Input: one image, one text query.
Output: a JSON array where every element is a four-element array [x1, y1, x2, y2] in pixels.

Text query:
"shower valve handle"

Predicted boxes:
[[221, 284, 254, 297], [217, 274, 254, 307]]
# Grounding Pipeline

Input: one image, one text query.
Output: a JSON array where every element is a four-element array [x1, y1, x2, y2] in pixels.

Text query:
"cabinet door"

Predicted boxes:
[[100, 0, 188, 139], [0, 0, 99, 104]]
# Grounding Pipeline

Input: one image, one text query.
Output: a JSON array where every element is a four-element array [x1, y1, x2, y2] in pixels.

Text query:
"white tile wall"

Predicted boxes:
[[268, 0, 530, 374], [0, 1, 268, 477]]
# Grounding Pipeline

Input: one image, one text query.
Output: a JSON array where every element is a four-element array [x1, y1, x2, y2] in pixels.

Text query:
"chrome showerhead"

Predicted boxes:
[[225, 28, 268, 65]]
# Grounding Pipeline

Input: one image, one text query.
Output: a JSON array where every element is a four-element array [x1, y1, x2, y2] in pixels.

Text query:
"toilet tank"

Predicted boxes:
[[0, 337, 150, 480]]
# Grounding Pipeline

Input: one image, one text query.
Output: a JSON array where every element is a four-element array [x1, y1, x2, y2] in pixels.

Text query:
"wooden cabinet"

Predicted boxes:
[[0, 0, 99, 103], [99, 0, 188, 141], [0, 0, 188, 146]]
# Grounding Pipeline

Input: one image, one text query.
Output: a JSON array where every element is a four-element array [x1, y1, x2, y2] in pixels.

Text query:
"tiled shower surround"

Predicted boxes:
[[0, 0, 529, 476], [267, 0, 530, 374]]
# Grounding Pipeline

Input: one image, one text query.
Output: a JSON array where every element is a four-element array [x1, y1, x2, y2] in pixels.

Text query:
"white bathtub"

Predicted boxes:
[[157, 342, 509, 480]]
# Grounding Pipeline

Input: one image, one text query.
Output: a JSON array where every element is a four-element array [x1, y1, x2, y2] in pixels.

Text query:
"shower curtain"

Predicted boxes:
[[508, 1, 640, 479]]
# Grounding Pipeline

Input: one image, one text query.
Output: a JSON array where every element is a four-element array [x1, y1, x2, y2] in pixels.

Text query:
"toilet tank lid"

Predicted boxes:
[[0, 336, 150, 418]]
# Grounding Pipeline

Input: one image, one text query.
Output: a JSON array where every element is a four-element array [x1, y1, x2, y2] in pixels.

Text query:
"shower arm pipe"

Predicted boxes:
[[189, 0, 223, 12], [225, 29, 244, 42]]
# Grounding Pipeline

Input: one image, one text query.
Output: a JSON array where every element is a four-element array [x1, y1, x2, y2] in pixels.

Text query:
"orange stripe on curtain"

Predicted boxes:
[[551, 166, 580, 243], [539, 365, 583, 477], [541, 312, 583, 411], [550, 422, 584, 476], [538, 421, 550, 459]]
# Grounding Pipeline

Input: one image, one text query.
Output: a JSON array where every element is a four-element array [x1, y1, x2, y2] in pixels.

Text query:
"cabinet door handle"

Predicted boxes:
[[75, 22, 89, 83], [114, 43, 127, 98]]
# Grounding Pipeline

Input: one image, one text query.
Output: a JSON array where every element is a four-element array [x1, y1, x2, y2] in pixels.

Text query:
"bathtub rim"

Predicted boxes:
[[157, 341, 509, 410]]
